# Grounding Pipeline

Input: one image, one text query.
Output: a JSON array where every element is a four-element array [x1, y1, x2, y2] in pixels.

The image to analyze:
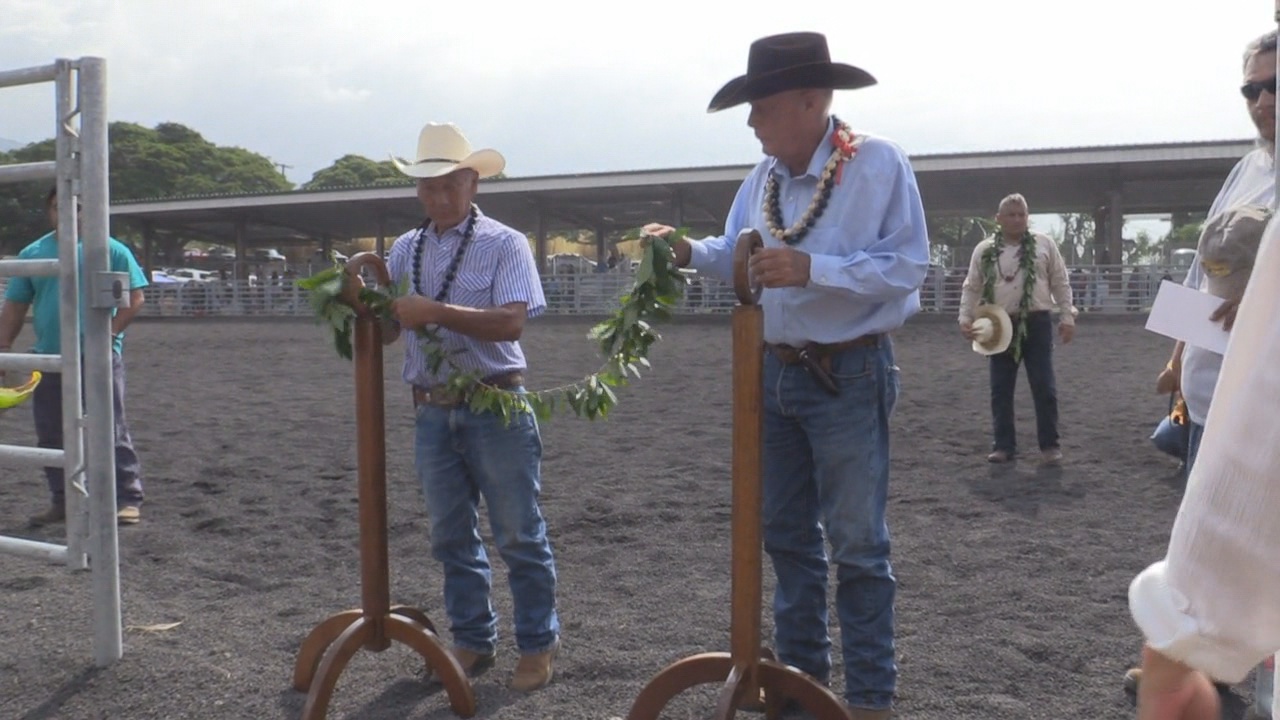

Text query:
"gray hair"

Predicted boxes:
[[1244, 30, 1278, 68], [998, 193, 1028, 213]]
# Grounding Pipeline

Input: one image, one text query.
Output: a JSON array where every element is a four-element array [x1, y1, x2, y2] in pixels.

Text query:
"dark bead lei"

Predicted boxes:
[[762, 116, 860, 246], [412, 204, 478, 302]]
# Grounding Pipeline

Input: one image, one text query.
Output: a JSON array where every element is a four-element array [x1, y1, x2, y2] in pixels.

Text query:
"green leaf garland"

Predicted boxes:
[[980, 231, 1038, 362], [303, 230, 690, 422]]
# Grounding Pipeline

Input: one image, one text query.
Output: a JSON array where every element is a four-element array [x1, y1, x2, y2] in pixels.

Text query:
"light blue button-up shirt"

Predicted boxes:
[[386, 209, 546, 388], [688, 117, 930, 345]]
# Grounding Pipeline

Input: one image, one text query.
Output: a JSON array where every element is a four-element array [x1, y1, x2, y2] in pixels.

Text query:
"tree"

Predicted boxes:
[[1161, 212, 1206, 260], [303, 154, 408, 189], [1053, 213, 1096, 264], [1125, 229, 1162, 264], [0, 121, 293, 256], [303, 155, 510, 190], [926, 216, 996, 267]]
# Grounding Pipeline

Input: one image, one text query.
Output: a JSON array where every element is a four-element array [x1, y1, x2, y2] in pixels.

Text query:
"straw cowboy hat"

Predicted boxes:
[[390, 122, 506, 179], [707, 31, 877, 112], [970, 304, 1013, 356]]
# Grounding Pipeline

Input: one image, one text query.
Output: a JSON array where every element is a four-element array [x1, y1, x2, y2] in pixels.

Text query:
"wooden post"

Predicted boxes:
[[627, 230, 851, 720], [291, 252, 475, 720]]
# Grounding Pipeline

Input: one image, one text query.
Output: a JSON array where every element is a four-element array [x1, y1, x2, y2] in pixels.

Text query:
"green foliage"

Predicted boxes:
[[1165, 213, 1206, 250], [302, 154, 410, 190], [303, 230, 690, 423], [925, 216, 996, 266], [0, 122, 293, 254], [980, 231, 1038, 362], [303, 156, 509, 190]]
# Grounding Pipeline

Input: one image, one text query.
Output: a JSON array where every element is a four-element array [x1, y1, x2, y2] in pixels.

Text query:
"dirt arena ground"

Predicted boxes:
[[0, 314, 1259, 719]]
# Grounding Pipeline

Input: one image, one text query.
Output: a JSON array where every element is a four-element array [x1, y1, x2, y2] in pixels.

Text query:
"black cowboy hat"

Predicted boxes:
[[707, 31, 876, 113]]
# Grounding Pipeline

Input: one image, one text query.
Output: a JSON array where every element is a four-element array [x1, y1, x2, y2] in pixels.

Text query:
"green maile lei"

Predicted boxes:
[[299, 227, 690, 424], [980, 231, 1038, 362]]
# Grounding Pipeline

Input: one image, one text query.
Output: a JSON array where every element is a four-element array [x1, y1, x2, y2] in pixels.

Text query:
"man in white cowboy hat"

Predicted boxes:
[[957, 193, 1076, 465], [376, 122, 560, 692], [644, 31, 929, 719]]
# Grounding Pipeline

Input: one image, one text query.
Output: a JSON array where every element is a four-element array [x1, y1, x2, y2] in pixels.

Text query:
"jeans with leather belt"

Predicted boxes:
[[413, 382, 560, 656], [761, 335, 900, 710]]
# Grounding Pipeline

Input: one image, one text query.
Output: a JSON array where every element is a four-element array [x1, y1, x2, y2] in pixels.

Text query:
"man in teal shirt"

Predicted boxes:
[[0, 188, 150, 526]]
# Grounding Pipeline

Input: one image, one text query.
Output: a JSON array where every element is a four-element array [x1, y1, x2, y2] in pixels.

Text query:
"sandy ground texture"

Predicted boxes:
[[0, 315, 1260, 720]]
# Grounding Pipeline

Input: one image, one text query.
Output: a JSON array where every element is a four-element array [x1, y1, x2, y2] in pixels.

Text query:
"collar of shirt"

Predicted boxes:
[[425, 207, 485, 245], [766, 115, 838, 182]]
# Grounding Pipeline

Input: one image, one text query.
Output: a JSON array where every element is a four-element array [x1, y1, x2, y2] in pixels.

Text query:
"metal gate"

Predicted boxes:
[[0, 57, 125, 668]]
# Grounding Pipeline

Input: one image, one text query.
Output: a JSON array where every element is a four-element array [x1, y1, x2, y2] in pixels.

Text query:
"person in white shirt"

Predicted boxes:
[[958, 193, 1076, 465], [1127, 201, 1280, 720], [1126, 27, 1278, 698], [1155, 30, 1276, 476]]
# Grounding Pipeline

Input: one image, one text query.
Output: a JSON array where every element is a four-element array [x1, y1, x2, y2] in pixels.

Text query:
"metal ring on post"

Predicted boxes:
[[733, 229, 764, 306], [342, 252, 392, 317]]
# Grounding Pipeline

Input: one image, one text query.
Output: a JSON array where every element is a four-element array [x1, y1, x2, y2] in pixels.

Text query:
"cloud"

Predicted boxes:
[[0, 0, 1268, 187]]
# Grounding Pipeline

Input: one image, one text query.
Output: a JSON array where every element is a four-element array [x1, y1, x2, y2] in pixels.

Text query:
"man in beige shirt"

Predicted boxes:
[[958, 193, 1076, 464]]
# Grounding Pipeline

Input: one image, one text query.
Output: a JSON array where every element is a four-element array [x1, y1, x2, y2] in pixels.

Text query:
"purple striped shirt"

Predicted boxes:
[[386, 208, 545, 388]]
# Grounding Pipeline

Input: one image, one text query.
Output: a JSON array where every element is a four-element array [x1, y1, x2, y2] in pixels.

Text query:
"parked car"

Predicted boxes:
[[166, 268, 219, 282], [251, 248, 287, 262]]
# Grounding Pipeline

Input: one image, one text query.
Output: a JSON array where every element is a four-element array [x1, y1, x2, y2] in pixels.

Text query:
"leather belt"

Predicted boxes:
[[413, 370, 524, 409], [765, 334, 882, 396]]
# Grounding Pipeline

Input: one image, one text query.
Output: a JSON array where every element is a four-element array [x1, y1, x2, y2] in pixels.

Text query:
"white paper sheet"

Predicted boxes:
[[1145, 280, 1231, 355]]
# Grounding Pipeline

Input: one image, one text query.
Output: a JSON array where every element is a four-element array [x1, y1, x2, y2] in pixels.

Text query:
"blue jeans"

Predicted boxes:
[[414, 394, 560, 656], [33, 350, 144, 506], [762, 338, 900, 710], [989, 311, 1059, 453], [1185, 421, 1204, 478]]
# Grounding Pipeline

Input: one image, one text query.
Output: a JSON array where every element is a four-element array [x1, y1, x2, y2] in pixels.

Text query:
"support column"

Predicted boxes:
[[673, 188, 686, 227], [141, 221, 155, 279], [234, 217, 248, 279], [1091, 205, 1108, 265], [595, 224, 606, 265], [1107, 189, 1126, 312], [375, 212, 387, 258], [1107, 190, 1124, 266], [536, 209, 548, 277]]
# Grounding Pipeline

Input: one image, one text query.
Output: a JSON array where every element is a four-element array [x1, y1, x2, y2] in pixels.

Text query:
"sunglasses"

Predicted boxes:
[[1241, 76, 1277, 101]]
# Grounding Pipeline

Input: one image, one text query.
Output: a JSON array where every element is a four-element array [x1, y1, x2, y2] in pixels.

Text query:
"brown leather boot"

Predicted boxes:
[[425, 646, 495, 686], [510, 641, 558, 692]]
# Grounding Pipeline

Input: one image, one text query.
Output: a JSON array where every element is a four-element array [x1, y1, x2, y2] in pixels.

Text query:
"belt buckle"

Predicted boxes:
[[415, 386, 462, 409]]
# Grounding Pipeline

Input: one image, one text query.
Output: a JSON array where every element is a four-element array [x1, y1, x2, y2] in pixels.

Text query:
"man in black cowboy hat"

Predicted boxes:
[[645, 31, 929, 720]]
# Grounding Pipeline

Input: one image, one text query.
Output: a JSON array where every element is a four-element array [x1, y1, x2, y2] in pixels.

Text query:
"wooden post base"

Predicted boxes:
[[292, 605, 476, 720], [625, 651, 851, 720]]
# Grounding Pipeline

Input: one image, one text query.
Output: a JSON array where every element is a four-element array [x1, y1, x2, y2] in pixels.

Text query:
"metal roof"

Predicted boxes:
[[109, 138, 1257, 246]]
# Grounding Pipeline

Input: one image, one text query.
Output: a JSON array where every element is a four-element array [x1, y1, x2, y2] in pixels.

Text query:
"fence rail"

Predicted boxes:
[[38, 264, 1181, 319]]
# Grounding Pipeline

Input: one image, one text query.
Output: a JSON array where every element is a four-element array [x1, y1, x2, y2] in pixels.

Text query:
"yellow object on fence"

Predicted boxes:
[[0, 371, 42, 410]]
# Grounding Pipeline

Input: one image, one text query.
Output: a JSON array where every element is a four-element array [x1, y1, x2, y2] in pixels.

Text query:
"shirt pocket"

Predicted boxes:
[[447, 271, 492, 307]]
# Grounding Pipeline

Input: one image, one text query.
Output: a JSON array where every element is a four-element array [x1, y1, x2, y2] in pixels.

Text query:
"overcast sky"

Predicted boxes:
[[0, 0, 1270, 199]]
